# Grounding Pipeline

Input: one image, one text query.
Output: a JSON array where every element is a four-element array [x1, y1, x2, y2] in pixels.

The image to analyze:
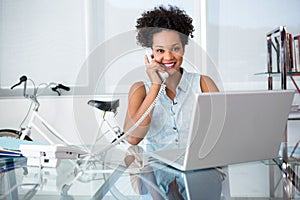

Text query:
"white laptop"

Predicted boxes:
[[150, 90, 295, 171]]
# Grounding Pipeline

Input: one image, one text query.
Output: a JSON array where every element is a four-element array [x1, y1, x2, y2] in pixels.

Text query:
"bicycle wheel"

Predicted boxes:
[[0, 129, 20, 138], [0, 129, 32, 140]]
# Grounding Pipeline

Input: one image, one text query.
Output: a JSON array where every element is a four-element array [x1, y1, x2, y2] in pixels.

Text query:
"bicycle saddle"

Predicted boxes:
[[88, 99, 119, 112]]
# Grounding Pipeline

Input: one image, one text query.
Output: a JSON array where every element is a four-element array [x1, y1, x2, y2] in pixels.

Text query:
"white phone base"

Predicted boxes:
[[20, 144, 88, 167], [26, 157, 60, 168]]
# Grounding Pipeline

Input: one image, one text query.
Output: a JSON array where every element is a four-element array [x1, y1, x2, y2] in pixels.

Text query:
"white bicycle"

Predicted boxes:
[[0, 75, 123, 146]]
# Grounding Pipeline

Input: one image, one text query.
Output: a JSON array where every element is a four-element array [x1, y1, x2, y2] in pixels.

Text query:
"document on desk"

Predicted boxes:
[[0, 147, 23, 157]]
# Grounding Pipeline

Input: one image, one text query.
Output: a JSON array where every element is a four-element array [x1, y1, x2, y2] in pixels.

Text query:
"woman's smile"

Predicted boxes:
[[163, 62, 176, 69]]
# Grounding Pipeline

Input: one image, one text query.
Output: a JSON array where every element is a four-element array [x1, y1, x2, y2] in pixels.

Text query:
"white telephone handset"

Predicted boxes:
[[145, 49, 169, 81]]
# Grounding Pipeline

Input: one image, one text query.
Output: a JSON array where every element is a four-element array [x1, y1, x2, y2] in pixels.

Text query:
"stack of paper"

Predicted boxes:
[[0, 147, 22, 157]]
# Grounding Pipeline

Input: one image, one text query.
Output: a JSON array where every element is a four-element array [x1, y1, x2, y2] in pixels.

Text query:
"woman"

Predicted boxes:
[[124, 5, 219, 149], [123, 5, 223, 199]]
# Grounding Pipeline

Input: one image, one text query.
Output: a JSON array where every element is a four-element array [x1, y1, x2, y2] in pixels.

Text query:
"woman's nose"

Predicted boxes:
[[164, 51, 174, 60]]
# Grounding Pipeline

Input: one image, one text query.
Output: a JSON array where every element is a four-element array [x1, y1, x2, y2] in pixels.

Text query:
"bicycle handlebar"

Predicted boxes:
[[10, 75, 27, 90], [51, 84, 70, 96], [10, 75, 70, 112], [11, 75, 70, 96]]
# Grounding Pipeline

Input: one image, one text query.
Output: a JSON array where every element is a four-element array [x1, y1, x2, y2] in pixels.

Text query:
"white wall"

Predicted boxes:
[[0, 0, 88, 89]]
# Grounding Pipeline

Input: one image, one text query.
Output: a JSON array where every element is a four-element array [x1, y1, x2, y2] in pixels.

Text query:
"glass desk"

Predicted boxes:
[[0, 144, 299, 200]]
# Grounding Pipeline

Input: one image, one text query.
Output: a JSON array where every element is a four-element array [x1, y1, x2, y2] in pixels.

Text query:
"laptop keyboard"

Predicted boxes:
[[175, 154, 185, 165], [151, 148, 186, 166]]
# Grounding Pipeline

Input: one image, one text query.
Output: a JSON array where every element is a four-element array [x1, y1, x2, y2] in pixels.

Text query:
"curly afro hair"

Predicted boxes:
[[136, 5, 194, 48]]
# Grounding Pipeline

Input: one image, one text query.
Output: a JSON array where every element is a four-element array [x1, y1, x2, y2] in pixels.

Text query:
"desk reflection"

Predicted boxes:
[[0, 145, 226, 200], [123, 145, 224, 200]]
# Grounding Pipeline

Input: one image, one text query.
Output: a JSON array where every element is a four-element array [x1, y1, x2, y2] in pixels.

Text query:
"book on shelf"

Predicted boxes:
[[274, 35, 280, 73], [286, 33, 294, 72], [294, 35, 300, 72], [270, 33, 295, 73]]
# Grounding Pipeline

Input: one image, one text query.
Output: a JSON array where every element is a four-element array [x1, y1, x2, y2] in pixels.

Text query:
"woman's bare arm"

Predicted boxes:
[[124, 81, 161, 145], [200, 75, 219, 92]]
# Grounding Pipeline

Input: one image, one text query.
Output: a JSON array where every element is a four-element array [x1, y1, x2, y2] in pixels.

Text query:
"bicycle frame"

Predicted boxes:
[[96, 112, 122, 140], [19, 106, 73, 145], [9, 76, 73, 145], [19, 103, 122, 147]]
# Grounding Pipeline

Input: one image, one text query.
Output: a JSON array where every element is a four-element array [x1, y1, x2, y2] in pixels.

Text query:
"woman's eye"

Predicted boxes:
[[172, 47, 180, 52], [156, 49, 164, 53]]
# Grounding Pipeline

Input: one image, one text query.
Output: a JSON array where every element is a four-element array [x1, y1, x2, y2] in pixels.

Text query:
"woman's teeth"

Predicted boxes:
[[164, 63, 175, 69]]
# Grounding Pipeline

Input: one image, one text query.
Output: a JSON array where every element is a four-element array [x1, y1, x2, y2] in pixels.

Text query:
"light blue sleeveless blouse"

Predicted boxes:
[[144, 68, 202, 152]]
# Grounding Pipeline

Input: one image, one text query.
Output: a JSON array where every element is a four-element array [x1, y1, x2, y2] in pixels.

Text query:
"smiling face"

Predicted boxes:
[[152, 30, 185, 74]]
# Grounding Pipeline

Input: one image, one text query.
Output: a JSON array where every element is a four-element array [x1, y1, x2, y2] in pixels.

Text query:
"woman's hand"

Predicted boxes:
[[145, 55, 166, 85]]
